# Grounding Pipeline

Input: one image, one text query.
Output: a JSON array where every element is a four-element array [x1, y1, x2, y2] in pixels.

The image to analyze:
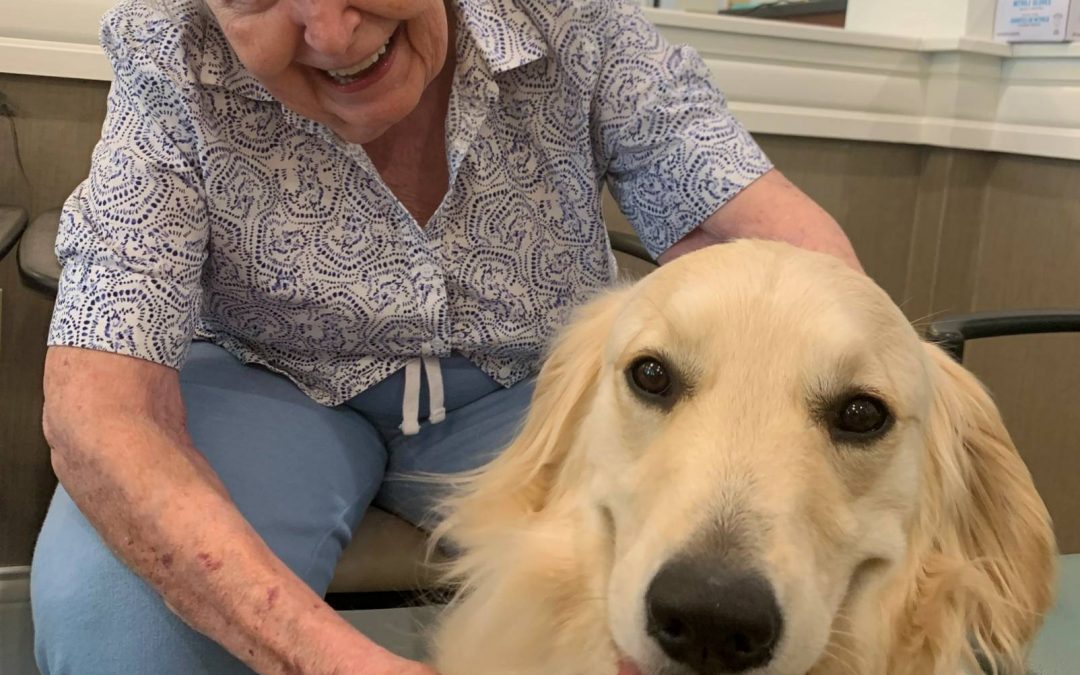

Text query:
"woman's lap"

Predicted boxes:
[[374, 378, 534, 527], [31, 342, 534, 674], [173, 342, 393, 589]]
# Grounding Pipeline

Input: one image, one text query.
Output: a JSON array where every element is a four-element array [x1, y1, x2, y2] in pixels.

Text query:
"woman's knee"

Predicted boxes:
[[173, 343, 392, 587]]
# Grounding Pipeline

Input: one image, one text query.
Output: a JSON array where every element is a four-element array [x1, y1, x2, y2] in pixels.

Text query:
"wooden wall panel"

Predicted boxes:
[[963, 154, 1080, 553], [756, 135, 922, 305], [0, 73, 108, 218], [0, 255, 56, 566]]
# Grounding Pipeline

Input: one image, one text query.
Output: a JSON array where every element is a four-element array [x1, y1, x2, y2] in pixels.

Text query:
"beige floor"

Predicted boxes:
[[0, 598, 435, 674], [4, 560, 1078, 674]]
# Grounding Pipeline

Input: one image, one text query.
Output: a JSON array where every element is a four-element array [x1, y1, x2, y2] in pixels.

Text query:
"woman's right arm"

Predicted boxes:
[[43, 345, 431, 675], [43, 8, 437, 671]]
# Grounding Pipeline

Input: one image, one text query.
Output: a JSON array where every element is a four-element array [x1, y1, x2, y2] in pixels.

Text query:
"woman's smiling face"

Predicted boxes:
[[204, 0, 449, 143]]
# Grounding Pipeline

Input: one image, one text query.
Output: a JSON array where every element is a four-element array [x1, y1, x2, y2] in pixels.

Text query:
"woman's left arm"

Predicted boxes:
[[657, 169, 864, 272], [586, 1, 862, 273]]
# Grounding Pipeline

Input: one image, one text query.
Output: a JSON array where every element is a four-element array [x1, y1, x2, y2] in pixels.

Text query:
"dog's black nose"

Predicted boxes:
[[645, 559, 783, 674]]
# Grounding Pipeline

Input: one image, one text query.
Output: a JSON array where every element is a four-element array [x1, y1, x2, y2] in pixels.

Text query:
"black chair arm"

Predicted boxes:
[[925, 309, 1080, 361]]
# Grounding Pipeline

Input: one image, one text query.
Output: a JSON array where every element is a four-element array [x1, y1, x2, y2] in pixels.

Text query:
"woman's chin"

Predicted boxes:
[[325, 93, 424, 144], [327, 120, 390, 145]]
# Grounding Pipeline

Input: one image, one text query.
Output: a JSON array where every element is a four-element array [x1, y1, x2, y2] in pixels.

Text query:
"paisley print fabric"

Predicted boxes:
[[48, 0, 772, 405]]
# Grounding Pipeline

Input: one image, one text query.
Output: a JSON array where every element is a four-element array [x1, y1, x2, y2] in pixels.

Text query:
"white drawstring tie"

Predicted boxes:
[[400, 356, 446, 436]]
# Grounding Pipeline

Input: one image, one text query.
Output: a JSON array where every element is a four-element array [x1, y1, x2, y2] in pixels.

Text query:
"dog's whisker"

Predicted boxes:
[[827, 625, 859, 640], [825, 638, 861, 660], [822, 614, 865, 675], [822, 653, 859, 675], [907, 306, 954, 331], [821, 644, 862, 675]]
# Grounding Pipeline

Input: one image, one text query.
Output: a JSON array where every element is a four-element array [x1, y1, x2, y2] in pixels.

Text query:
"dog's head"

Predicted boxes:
[[435, 240, 1055, 675]]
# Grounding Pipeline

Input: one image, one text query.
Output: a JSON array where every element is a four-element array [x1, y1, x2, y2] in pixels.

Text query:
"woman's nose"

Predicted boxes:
[[298, 0, 362, 57]]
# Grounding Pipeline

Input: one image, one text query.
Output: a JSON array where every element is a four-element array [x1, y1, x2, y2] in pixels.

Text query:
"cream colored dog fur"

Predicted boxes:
[[430, 241, 1055, 675]]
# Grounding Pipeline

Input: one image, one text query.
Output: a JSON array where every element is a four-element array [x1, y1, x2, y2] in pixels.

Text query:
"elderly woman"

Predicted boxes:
[[30, 0, 860, 673]]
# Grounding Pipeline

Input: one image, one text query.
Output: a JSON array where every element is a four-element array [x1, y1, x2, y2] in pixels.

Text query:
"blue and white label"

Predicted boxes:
[[995, 0, 1076, 41]]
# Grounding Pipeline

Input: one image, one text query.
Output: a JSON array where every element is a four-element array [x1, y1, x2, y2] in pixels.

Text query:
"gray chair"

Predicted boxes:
[[0, 205, 27, 262]]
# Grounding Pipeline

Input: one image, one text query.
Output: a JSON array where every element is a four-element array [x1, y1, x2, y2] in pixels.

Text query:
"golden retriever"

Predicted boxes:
[[429, 240, 1056, 675]]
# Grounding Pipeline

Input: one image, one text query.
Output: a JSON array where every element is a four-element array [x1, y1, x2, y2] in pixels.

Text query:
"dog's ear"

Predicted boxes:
[[900, 344, 1056, 673], [433, 287, 629, 547], [487, 287, 629, 512]]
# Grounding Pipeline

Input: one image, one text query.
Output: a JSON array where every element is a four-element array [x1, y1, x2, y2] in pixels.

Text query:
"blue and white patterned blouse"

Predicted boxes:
[[48, 0, 772, 407]]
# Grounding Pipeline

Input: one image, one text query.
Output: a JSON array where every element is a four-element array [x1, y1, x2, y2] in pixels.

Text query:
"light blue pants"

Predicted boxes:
[[30, 342, 535, 674]]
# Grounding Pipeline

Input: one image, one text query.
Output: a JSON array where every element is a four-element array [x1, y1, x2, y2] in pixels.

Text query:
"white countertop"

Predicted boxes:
[[2, 3, 1078, 160]]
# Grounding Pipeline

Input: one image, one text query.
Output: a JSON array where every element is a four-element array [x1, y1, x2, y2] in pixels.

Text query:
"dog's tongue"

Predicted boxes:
[[617, 661, 644, 675]]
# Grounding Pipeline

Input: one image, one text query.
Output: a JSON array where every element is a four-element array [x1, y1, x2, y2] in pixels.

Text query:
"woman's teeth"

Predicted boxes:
[[325, 37, 391, 83]]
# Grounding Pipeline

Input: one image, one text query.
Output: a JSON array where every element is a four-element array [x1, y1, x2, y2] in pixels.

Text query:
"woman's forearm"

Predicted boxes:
[[42, 348, 393, 675], [658, 169, 864, 272]]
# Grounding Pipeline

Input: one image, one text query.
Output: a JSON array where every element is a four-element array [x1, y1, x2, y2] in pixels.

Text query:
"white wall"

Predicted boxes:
[[0, 0, 124, 79], [0, 0, 1006, 45], [2, 0, 1079, 161], [846, 0, 997, 40], [0, 0, 113, 45]]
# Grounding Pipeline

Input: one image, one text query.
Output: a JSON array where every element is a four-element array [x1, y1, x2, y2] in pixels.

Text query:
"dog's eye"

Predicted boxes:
[[628, 357, 673, 398], [832, 395, 892, 440]]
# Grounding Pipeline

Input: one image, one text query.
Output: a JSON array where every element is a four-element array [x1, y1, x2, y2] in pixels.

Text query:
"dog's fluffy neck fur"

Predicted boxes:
[[432, 487, 623, 675]]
